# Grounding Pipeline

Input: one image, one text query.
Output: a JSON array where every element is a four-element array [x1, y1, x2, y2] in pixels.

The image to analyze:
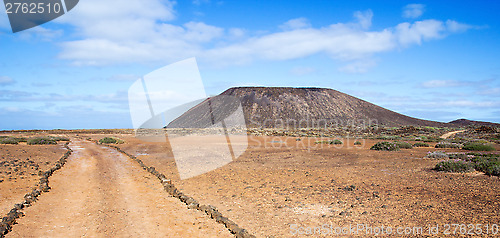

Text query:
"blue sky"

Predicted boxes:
[[0, 0, 499, 130]]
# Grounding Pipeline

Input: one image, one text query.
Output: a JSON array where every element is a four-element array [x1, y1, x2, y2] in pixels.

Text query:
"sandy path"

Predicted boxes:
[[440, 130, 466, 139], [7, 140, 232, 238]]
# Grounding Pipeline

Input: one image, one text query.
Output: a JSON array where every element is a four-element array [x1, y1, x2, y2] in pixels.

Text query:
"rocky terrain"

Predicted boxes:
[[0, 122, 498, 237]]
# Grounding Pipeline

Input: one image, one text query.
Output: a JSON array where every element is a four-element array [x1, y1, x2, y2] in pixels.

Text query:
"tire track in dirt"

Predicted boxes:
[[7, 140, 232, 237]]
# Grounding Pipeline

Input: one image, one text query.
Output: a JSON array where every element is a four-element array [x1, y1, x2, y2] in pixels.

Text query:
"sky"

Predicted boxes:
[[0, 0, 499, 130]]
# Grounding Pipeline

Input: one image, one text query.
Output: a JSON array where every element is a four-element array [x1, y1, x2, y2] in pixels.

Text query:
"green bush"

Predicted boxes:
[[447, 153, 467, 160], [462, 142, 495, 151], [394, 141, 413, 149], [413, 142, 430, 147], [314, 139, 343, 145], [99, 137, 124, 144], [375, 135, 401, 140], [50, 136, 70, 141], [354, 141, 362, 145], [435, 142, 462, 149], [370, 141, 399, 151], [27, 137, 57, 145], [470, 155, 500, 176], [0, 137, 19, 144], [422, 137, 443, 143], [330, 139, 343, 145], [434, 160, 475, 173], [0, 136, 29, 144], [426, 151, 449, 159], [482, 164, 500, 176]]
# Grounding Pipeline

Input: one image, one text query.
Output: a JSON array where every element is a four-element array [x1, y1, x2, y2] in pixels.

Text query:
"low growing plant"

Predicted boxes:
[[354, 141, 362, 145], [413, 142, 430, 147], [462, 142, 495, 151], [435, 142, 463, 149], [315, 139, 343, 145], [27, 137, 57, 145], [99, 137, 124, 144], [394, 141, 413, 149], [330, 139, 343, 145], [434, 159, 475, 173], [0, 137, 19, 144], [426, 151, 449, 159], [370, 141, 399, 151]]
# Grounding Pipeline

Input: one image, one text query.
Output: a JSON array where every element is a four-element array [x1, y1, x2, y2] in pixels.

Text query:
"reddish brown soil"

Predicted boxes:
[[0, 143, 66, 216], [111, 135, 500, 237], [7, 139, 232, 237], [2, 131, 498, 237]]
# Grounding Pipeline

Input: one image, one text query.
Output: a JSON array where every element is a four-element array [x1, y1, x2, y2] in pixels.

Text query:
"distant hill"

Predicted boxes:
[[168, 87, 452, 128], [449, 119, 500, 127]]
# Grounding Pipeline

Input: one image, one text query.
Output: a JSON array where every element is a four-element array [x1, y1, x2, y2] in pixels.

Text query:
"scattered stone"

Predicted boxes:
[[342, 185, 356, 191]]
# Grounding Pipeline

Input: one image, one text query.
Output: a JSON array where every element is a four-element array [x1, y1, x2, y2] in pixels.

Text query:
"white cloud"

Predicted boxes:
[[421, 79, 466, 88], [403, 4, 425, 19], [446, 20, 475, 33], [280, 17, 311, 31], [478, 87, 500, 96], [18, 27, 63, 41], [354, 10, 373, 29], [228, 28, 246, 39], [338, 59, 377, 73], [396, 20, 446, 46], [55, 3, 475, 72], [0, 76, 15, 86], [442, 100, 500, 108]]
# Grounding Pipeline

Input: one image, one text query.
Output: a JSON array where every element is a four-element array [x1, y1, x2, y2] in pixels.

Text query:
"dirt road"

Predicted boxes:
[[7, 140, 232, 237], [440, 130, 466, 139]]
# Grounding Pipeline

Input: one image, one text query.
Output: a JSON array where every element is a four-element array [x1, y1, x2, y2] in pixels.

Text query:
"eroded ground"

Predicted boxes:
[[0, 141, 66, 216], [111, 135, 500, 237], [6, 139, 232, 238], [1, 130, 499, 237]]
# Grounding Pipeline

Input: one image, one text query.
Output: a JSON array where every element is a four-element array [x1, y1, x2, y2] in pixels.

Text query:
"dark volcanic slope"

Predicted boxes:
[[449, 119, 500, 127], [169, 87, 449, 128]]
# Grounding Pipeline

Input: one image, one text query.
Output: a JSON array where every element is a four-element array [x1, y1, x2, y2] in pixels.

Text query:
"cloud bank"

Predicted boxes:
[[48, 0, 476, 73]]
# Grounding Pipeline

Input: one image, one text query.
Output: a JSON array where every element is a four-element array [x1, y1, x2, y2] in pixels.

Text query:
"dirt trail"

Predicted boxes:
[[7, 140, 232, 238], [440, 130, 466, 139]]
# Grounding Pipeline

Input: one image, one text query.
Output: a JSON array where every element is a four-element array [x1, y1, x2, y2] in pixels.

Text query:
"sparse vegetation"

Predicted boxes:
[[50, 136, 70, 141], [330, 139, 343, 145], [99, 137, 124, 144], [354, 141, 362, 145], [462, 142, 495, 151], [370, 141, 399, 151], [375, 135, 401, 140], [315, 139, 343, 145], [426, 151, 449, 159], [394, 141, 413, 149], [434, 159, 475, 173], [433, 152, 500, 176], [435, 142, 462, 149], [0, 137, 20, 144], [413, 142, 430, 147], [0, 136, 28, 144], [27, 137, 58, 145]]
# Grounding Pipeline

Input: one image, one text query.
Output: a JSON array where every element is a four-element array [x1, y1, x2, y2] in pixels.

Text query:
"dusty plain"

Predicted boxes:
[[1, 128, 499, 237]]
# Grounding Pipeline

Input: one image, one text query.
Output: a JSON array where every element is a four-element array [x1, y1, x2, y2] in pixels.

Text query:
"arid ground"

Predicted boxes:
[[1, 129, 499, 237]]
